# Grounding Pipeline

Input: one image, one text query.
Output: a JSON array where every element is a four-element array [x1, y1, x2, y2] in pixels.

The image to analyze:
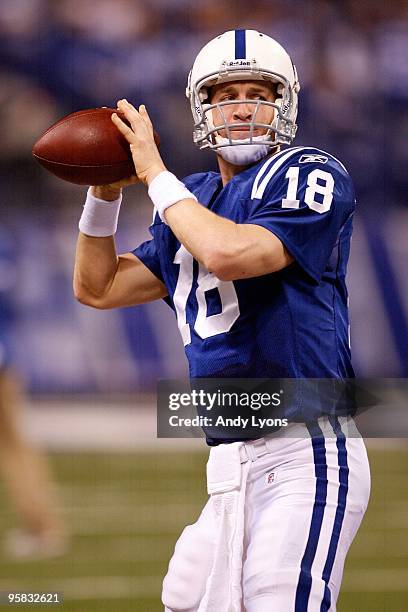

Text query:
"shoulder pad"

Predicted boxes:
[[183, 171, 217, 190], [251, 146, 349, 200]]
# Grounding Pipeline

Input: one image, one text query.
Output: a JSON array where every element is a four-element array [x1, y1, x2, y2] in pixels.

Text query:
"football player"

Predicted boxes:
[[74, 30, 370, 611]]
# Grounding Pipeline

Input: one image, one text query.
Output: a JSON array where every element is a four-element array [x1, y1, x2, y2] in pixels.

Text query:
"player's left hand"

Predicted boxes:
[[112, 99, 166, 187]]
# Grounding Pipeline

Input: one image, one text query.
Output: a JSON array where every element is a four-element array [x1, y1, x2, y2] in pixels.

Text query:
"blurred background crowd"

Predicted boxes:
[[0, 0, 407, 393]]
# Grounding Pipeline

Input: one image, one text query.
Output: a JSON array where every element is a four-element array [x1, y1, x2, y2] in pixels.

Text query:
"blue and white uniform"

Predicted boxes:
[[135, 146, 355, 381], [133, 147, 370, 612]]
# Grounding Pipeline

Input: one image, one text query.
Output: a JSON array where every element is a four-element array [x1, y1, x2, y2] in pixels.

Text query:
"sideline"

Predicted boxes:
[[21, 397, 408, 452]]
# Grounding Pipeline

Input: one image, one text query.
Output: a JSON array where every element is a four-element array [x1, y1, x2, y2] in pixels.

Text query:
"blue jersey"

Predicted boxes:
[[133, 146, 355, 382]]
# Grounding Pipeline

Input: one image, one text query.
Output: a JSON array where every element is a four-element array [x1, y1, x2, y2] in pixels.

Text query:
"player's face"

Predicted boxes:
[[209, 81, 276, 140]]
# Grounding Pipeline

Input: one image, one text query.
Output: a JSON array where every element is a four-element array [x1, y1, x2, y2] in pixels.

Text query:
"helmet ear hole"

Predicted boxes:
[[199, 87, 209, 102]]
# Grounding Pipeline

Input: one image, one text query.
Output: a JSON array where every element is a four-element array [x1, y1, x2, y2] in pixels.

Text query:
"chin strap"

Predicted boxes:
[[202, 102, 278, 165], [215, 134, 272, 166]]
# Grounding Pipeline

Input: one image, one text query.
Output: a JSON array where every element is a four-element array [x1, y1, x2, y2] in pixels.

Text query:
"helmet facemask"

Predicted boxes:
[[190, 69, 298, 151], [186, 30, 300, 161]]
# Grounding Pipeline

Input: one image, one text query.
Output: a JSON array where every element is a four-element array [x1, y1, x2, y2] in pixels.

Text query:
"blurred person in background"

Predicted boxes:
[[0, 228, 67, 560]]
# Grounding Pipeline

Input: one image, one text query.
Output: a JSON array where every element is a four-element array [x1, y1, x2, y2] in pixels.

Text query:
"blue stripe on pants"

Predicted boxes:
[[295, 422, 328, 611], [319, 417, 349, 611]]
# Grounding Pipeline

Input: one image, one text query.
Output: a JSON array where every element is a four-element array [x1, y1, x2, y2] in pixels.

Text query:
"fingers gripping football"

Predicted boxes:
[[112, 100, 165, 186]]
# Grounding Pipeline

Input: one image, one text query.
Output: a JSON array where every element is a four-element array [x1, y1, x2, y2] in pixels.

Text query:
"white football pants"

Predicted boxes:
[[162, 417, 370, 612]]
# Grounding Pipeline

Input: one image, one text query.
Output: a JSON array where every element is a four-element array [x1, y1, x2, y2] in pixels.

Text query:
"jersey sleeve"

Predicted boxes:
[[132, 237, 164, 283], [247, 150, 356, 283]]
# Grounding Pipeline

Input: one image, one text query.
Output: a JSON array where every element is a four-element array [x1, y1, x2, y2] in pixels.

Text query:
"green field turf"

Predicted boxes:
[[0, 446, 407, 611]]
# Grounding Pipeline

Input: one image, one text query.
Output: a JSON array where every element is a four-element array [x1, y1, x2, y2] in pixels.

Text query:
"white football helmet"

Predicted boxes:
[[186, 29, 300, 159]]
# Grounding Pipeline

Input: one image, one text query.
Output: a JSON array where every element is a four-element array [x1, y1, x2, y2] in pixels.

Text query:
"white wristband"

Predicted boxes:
[[79, 188, 122, 237], [148, 171, 197, 223]]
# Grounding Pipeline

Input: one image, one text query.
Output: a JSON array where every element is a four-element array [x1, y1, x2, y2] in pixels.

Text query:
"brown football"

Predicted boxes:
[[32, 107, 160, 185]]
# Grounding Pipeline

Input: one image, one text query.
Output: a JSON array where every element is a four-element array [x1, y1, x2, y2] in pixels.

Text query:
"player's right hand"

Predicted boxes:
[[112, 100, 166, 187]]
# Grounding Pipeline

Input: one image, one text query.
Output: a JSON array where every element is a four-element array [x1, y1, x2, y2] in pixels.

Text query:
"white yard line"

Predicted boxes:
[[21, 401, 408, 452], [23, 401, 204, 452]]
